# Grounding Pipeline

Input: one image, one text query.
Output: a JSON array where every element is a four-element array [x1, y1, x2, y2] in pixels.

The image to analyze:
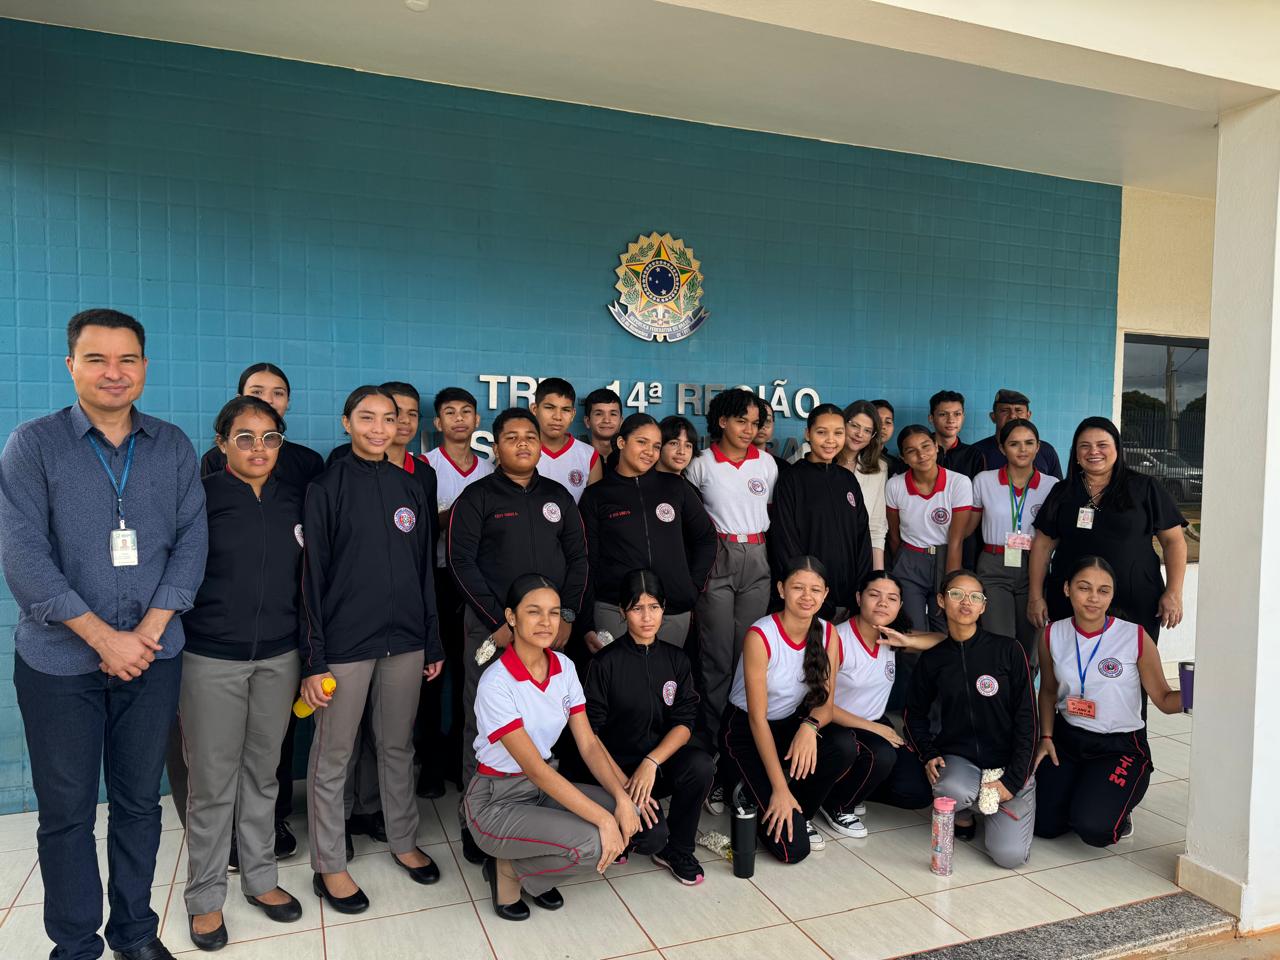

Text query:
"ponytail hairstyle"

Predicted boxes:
[[504, 573, 560, 625], [618, 568, 667, 611], [855, 570, 913, 633], [842, 400, 886, 474], [779, 555, 832, 713]]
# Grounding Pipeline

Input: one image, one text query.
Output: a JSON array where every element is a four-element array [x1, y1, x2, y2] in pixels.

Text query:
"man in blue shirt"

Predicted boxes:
[[0, 309, 207, 960], [970, 388, 1064, 479]]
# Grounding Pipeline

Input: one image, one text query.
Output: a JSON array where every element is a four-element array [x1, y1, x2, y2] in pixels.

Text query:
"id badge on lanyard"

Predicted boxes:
[[87, 433, 139, 567], [1070, 619, 1109, 722], [1005, 479, 1032, 566]]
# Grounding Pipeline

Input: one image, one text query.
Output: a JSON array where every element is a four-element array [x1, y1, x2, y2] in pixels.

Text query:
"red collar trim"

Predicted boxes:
[[997, 467, 1040, 491], [436, 447, 478, 477], [541, 436, 576, 460], [905, 468, 947, 500], [772, 613, 808, 651], [401, 451, 417, 474], [499, 644, 562, 692], [711, 442, 760, 468], [851, 620, 879, 659], [1071, 615, 1113, 639]]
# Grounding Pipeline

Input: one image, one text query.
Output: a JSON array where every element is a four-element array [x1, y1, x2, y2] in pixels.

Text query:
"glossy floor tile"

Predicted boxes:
[[1026, 854, 1180, 913], [799, 897, 967, 960], [917, 874, 1080, 938]]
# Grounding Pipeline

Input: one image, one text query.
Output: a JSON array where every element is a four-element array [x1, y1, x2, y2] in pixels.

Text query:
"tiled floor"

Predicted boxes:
[[0, 705, 1195, 959]]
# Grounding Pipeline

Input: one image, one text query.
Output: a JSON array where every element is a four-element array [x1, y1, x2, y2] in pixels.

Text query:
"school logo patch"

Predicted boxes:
[[884, 659, 896, 681], [1098, 658, 1124, 679], [662, 680, 677, 706], [293, 523, 304, 547], [747, 477, 768, 497], [608, 232, 709, 343], [542, 502, 562, 523], [393, 507, 416, 533], [846, 491, 858, 508], [975, 674, 999, 697], [1030, 503, 1042, 519], [655, 502, 676, 523], [930, 507, 951, 525], [561, 695, 573, 718], [568, 469, 585, 487]]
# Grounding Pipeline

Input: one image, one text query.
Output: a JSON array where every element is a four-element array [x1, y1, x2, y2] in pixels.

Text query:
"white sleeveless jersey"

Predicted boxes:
[[536, 436, 598, 504], [424, 447, 494, 567], [834, 620, 896, 722], [730, 614, 831, 720], [1048, 616, 1145, 734]]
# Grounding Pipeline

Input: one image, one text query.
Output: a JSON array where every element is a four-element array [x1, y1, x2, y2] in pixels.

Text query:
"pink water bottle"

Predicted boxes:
[[931, 796, 956, 877]]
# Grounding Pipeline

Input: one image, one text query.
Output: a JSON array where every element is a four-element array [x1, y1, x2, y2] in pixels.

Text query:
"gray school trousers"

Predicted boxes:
[[306, 650, 425, 873], [591, 603, 692, 649], [976, 551, 1037, 662], [932, 755, 1036, 869], [892, 546, 947, 633], [179, 651, 299, 914], [695, 539, 770, 750]]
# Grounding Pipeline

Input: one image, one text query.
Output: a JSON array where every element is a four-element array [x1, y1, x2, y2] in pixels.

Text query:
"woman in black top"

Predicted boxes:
[[1028, 417, 1187, 639], [299, 386, 444, 914], [583, 569, 714, 886], [199, 362, 324, 489], [770, 404, 873, 621], [179, 397, 304, 949], [579, 414, 717, 652]]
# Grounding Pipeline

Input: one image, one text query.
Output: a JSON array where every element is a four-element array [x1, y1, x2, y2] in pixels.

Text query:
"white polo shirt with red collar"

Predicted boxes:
[[536, 435, 598, 503], [473, 645, 586, 775], [971, 466, 1058, 548], [425, 446, 495, 566], [884, 467, 973, 548], [684, 443, 778, 540]]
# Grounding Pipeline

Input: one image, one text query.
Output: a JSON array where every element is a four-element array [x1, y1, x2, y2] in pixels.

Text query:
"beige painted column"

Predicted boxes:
[[1179, 93, 1280, 932]]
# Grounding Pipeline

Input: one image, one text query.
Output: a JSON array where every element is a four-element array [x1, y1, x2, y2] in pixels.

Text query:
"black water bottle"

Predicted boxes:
[[730, 783, 757, 879]]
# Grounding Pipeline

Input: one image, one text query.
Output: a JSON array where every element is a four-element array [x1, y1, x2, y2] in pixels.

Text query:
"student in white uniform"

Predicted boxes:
[[820, 572, 940, 838], [464, 575, 662, 921], [416, 388, 495, 798], [532, 378, 601, 502], [885, 425, 973, 632], [685, 388, 778, 809], [970, 419, 1057, 661], [838, 400, 889, 569], [721, 556, 856, 863], [1033, 556, 1182, 847]]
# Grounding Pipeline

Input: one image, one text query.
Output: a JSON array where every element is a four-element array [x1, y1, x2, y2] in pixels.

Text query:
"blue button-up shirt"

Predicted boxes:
[[0, 403, 208, 675]]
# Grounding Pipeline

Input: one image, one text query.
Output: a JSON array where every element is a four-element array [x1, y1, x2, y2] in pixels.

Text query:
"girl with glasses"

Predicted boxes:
[[179, 396, 305, 950], [1033, 557, 1182, 848], [903, 570, 1038, 868]]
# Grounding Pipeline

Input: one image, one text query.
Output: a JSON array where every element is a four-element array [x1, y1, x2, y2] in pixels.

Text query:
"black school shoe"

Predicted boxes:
[[482, 857, 530, 921], [529, 887, 563, 910], [391, 848, 441, 884], [113, 939, 178, 960], [187, 915, 227, 953], [274, 819, 298, 859], [244, 888, 303, 923], [460, 826, 486, 865], [311, 872, 369, 915]]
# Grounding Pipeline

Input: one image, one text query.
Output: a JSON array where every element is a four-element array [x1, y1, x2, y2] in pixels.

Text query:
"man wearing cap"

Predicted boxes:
[[971, 389, 1063, 478]]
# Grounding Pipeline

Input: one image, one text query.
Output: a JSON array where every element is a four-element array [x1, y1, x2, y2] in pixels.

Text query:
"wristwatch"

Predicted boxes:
[[560, 607, 576, 624]]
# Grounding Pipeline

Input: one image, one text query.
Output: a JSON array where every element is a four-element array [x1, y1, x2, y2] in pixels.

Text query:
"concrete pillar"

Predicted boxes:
[[1179, 93, 1280, 932]]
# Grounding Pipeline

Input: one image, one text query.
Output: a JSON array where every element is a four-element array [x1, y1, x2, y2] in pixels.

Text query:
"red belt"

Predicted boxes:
[[901, 542, 939, 555], [983, 545, 1005, 554], [477, 764, 525, 778], [718, 532, 766, 545]]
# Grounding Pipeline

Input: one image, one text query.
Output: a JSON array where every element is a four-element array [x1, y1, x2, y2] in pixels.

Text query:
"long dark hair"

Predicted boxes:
[[779, 555, 832, 713], [842, 400, 885, 474], [855, 570, 913, 634], [618, 568, 667, 610], [1067, 416, 1134, 510]]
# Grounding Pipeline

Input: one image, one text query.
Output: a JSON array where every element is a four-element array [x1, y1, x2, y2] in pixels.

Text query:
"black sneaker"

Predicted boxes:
[[460, 826, 486, 865], [1119, 815, 1135, 840], [652, 847, 705, 886], [274, 819, 297, 859]]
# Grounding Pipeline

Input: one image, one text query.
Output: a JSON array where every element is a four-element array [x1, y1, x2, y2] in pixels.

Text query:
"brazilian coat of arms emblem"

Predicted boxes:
[[608, 232, 709, 342]]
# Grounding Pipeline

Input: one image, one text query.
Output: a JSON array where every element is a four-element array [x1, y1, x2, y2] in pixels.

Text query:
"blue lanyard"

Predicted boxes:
[[1073, 617, 1110, 699], [1007, 476, 1030, 532], [87, 433, 136, 529]]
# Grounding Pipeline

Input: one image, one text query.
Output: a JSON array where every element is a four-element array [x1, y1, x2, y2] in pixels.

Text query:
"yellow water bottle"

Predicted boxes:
[[293, 677, 337, 718]]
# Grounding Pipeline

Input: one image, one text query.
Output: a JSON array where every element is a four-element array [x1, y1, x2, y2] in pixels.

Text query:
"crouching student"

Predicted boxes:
[[299, 386, 445, 915], [584, 570, 715, 885], [903, 571, 1037, 869], [722, 556, 857, 864], [819, 572, 939, 840], [464, 576, 664, 921], [1033, 557, 1182, 847]]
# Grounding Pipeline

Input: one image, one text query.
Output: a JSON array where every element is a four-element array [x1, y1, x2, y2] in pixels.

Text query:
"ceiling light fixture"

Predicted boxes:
[[405, 0, 429, 10]]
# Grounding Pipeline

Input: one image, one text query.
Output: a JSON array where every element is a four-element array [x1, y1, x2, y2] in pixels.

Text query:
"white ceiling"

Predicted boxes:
[[2, 0, 1269, 197]]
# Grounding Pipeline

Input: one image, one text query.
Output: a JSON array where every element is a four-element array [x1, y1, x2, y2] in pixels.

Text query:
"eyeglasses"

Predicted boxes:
[[944, 589, 987, 604], [231, 432, 284, 451]]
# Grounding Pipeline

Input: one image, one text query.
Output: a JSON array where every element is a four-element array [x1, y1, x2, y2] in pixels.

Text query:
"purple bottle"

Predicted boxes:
[[931, 796, 956, 877]]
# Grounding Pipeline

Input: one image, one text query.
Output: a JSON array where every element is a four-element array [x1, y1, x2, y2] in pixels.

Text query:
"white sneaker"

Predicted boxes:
[[820, 807, 869, 839], [703, 785, 726, 816], [805, 820, 827, 851], [853, 803, 867, 817]]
